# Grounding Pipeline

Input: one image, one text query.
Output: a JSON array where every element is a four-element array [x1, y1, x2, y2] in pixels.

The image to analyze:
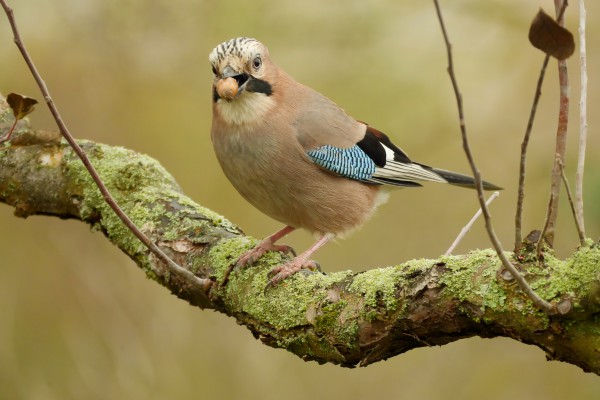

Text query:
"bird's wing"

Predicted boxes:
[[306, 124, 446, 187], [292, 90, 450, 187], [292, 91, 499, 189]]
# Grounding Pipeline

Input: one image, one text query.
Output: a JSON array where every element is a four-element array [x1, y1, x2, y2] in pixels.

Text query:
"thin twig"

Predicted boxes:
[[538, 0, 570, 248], [575, 0, 587, 237], [0, 0, 210, 290], [515, 54, 551, 250], [433, 0, 555, 314], [558, 161, 586, 245], [445, 191, 500, 255], [515, 2, 569, 251], [536, 168, 557, 257]]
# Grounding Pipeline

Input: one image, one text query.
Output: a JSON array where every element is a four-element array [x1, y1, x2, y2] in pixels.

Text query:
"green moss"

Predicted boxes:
[[397, 258, 437, 277], [348, 266, 405, 312], [436, 246, 600, 326], [0, 110, 9, 124], [313, 300, 345, 331], [208, 236, 257, 282], [173, 195, 241, 235], [68, 142, 176, 185], [315, 299, 361, 347], [284, 332, 349, 364], [258, 270, 354, 330], [216, 249, 354, 331], [530, 246, 600, 307], [334, 303, 361, 342], [61, 141, 241, 277], [236, 273, 315, 330], [439, 249, 507, 310]]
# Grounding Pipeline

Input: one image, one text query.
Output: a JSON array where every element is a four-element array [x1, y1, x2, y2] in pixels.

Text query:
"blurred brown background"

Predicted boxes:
[[1, 0, 599, 399]]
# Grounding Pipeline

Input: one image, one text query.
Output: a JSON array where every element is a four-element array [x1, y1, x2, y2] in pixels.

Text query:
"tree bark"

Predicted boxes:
[[1, 97, 599, 374]]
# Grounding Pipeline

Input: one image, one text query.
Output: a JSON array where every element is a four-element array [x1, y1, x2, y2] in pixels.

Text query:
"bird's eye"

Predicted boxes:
[[211, 65, 218, 75], [252, 56, 262, 70]]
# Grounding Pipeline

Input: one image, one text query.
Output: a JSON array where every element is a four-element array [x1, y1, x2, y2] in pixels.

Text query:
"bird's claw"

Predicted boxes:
[[264, 259, 321, 292], [235, 242, 296, 269], [222, 241, 295, 286]]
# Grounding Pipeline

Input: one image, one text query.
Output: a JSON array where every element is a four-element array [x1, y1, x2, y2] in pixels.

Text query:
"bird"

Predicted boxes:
[[209, 37, 500, 289]]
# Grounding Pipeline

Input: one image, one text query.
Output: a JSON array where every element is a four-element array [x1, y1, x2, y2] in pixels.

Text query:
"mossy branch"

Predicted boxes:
[[1, 99, 599, 374]]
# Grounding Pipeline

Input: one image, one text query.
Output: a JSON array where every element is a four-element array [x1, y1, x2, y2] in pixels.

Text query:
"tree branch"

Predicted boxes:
[[1, 100, 599, 373]]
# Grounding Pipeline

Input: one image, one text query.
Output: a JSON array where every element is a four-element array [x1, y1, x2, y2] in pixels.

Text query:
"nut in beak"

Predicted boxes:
[[216, 77, 239, 101]]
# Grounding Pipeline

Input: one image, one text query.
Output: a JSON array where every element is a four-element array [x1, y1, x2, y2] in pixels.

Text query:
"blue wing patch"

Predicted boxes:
[[306, 145, 376, 181]]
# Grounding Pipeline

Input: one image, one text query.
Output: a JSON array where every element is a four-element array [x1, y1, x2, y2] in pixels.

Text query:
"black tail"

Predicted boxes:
[[431, 167, 502, 191]]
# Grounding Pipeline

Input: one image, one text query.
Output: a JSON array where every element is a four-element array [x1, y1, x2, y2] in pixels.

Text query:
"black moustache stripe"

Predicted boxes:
[[246, 77, 273, 96]]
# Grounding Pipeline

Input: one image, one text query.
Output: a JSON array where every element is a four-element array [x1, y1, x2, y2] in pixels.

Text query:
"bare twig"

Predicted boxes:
[[515, 2, 569, 251], [539, 0, 571, 247], [445, 191, 500, 255], [575, 0, 587, 236], [433, 0, 555, 314], [558, 161, 586, 245], [536, 168, 557, 257], [0, 0, 210, 290], [515, 54, 551, 250]]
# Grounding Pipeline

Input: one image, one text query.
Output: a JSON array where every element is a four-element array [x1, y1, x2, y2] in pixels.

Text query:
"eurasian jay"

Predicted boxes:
[[209, 37, 500, 288]]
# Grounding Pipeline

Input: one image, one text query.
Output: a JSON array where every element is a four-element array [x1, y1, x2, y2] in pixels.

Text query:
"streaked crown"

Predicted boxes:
[[209, 37, 267, 70]]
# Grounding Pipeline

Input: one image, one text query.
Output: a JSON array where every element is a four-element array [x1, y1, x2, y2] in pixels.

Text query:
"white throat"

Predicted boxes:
[[216, 91, 275, 126]]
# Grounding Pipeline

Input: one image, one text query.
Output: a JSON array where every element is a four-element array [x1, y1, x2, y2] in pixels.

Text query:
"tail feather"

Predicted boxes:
[[430, 167, 502, 191], [370, 161, 502, 190]]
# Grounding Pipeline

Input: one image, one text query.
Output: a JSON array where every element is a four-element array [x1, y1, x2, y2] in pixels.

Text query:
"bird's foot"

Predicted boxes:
[[236, 240, 296, 268], [264, 258, 321, 291]]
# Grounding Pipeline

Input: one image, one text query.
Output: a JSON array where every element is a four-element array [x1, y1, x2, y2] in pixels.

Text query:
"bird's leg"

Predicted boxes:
[[236, 225, 296, 268], [265, 234, 332, 290]]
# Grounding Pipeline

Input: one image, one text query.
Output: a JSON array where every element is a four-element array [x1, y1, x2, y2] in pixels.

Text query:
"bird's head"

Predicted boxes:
[[209, 37, 274, 103]]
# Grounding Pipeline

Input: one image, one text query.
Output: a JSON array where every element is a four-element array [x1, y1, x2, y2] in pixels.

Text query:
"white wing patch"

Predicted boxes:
[[373, 162, 447, 182], [371, 142, 447, 184]]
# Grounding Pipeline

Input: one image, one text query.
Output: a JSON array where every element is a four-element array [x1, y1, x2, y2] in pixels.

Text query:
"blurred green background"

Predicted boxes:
[[1, 0, 599, 398]]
